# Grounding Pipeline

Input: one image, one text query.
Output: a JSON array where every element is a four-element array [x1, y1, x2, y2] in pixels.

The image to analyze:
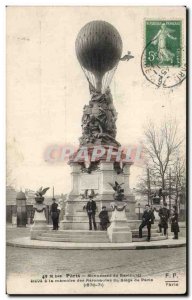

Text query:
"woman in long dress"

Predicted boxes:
[[152, 23, 177, 64]]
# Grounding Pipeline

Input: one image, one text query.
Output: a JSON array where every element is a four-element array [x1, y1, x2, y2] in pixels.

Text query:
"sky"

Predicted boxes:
[[6, 6, 186, 196]]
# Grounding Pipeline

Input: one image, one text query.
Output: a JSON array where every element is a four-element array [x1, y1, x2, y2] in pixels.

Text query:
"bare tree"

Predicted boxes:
[[171, 156, 186, 206], [143, 119, 183, 203], [136, 174, 149, 196]]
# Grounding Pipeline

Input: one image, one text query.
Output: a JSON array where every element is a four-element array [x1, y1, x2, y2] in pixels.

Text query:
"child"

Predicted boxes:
[[99, 206, 110, 231]]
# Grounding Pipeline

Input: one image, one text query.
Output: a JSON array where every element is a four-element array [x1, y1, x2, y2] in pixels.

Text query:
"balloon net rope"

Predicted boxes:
[[81, 64, 118, 94]]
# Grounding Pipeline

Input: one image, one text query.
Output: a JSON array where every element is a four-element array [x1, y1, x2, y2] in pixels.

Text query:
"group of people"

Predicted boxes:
[[50, 197, 180, 240], [139, 203, 179, 242], [50, 196, 110, 231], [84, 196, 110, 231]]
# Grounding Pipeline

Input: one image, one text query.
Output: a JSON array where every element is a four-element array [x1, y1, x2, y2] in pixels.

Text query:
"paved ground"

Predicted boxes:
[[6, 227, 186, 279]]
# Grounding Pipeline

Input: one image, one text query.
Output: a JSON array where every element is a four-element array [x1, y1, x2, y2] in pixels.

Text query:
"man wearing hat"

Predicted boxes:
[[171, 205, 180, 239], [85, 195, 97, 230], [139, 204, 154, 241], [158, 202, 170, 237], [50, 198, 59, 230]]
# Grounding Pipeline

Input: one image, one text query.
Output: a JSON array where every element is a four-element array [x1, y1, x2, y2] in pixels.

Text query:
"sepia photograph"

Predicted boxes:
[[6, 6, 187, 295]]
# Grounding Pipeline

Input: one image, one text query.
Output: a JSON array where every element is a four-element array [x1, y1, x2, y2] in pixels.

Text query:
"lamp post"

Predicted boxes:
[[168, 169, 172, 211]]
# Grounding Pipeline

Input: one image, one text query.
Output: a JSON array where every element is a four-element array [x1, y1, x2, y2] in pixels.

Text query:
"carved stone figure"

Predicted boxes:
[[109, 181, 125, 201], [35, 187, 50, 198], [80, 189, 98, 200], [79, 87, 120, 147]]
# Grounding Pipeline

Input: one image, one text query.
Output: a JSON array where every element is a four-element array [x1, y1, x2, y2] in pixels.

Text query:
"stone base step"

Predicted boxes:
[[131, 228, 159, 233], [44, 229, 160, 236], [37, 235, 166, 243], [37, 236, 110, 243], [127, 222, 158, 230], [133, 236, 167, 242], [132, 232, 163, 238], [37, 229, 109, 243], [36, 228, 166, 243], [42, 231, 107, 238], [45, 229, 106, 234], [60, 220, 159, 231]]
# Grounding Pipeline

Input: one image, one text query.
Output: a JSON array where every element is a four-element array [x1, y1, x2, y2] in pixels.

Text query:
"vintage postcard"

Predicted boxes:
[[6, 6, 187, 295]]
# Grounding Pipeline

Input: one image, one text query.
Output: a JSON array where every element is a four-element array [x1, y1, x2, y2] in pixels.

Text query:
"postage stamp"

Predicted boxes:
[[141, 19, 186, 89], [145, 20, 182, 67]]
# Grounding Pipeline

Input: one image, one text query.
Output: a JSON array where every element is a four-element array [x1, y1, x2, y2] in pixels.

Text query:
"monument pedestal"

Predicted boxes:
[[60, 159, 137, 230], [30, 197, 48, 240], [107, 201, 132, 243]]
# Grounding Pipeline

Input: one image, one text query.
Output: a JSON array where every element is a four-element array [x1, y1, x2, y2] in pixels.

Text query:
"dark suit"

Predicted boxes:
[[50, 202, 59, 230], [139, 210, 154, 240], [86, 200, 97, 230], [171, 211, 179, 239], [99, 210, 110, 230], [159, 207, 170, 235]]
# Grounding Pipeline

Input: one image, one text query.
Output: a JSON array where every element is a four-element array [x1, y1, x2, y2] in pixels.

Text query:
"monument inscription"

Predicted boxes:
[[80, 174, 99, 190]]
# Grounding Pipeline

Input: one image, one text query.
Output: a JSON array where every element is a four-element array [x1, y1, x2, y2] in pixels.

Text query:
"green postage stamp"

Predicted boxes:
[[145, 20, 182, 67]]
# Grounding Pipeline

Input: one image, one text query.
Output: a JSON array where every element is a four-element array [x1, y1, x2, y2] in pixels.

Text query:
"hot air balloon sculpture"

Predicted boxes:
[[76, 20, 123, 93], [75, 20, 133, 151]]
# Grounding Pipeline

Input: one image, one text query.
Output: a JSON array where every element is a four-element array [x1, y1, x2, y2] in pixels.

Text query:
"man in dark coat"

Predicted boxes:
[[158, 202, 170, 237], [99, 206, 110, 230], [85, 196, 97, 230], [139, 204, 154, 241], [171, 205, 180, 239], [50, 198, 59, 230]]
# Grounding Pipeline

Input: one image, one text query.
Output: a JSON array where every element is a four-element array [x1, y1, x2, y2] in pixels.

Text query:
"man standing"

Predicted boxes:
[[171, 205, 179, 239], [158, 202, 170, 237], [85, 195, 97, 230], [139, 204, 154, 241], [50, 198, 59, 230]]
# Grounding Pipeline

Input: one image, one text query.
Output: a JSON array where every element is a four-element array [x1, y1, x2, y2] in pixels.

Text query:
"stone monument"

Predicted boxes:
[[107, 183, 132, 242], [60, 20, 136, 231], [30, 187, 49, 239], [16, 191, 27, 227]]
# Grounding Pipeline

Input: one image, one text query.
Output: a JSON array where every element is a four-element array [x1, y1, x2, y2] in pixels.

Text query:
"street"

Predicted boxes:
[[6, 228, 186, 279]]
